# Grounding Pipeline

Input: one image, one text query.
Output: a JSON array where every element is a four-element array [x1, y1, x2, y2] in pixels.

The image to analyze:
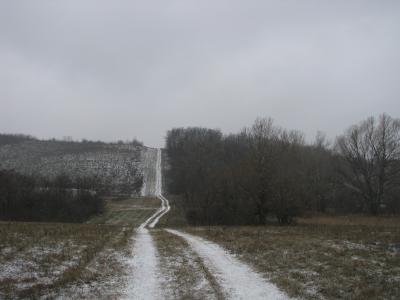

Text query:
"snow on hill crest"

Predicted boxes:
[[0, 138, 146, 195]]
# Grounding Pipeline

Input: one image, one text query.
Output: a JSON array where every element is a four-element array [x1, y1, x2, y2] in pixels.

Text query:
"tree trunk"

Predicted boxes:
[[370, 201, 379, 215]]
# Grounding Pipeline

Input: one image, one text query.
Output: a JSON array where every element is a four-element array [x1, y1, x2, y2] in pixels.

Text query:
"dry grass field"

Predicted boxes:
[[0, 197, 159, 299], [2, 192, 399, 300], [185, 216, 400, 300], [156, 194, 400, 299], [0, 222, 134, 299]]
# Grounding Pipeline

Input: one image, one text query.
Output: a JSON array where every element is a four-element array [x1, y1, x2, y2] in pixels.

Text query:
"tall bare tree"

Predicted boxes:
[[336, 114, 400, 214]]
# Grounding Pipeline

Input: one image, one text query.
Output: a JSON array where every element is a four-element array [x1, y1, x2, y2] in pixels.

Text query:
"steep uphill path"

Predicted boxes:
[[123, 148, 168, 300], [140, 148, 170, 229]]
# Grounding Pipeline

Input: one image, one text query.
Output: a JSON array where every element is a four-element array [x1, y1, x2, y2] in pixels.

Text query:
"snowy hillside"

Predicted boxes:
[[0, 139, 144, 195]]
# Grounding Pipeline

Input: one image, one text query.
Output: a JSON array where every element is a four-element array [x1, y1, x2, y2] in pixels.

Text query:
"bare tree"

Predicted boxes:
[[314, 131, 330, 149], [245, 118, 280, 224], [336, 114, 400, 214]]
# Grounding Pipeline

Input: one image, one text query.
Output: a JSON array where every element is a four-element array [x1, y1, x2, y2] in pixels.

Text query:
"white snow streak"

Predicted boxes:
[[140, 147, 158, 197], [166, 229, 289, 300]]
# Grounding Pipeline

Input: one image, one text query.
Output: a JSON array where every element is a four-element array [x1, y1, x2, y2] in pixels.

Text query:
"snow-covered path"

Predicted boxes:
[[124, 148, 288, 299], [123, 227, 162, 300], [166, 229, 288, 300], [123, 148, 167, 299], [149, 149, 170, 228], [140, 148, 158, 197], [140, 148, 170, 229]]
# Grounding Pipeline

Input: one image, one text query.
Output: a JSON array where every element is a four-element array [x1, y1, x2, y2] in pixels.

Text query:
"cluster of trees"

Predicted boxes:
[[0, 170, 105, 222], [58, 137, 143, 147], [165, 114, 400, 225]]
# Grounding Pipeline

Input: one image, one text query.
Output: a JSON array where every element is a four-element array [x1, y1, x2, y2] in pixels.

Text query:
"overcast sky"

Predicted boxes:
[[1, 1, 399, 147]]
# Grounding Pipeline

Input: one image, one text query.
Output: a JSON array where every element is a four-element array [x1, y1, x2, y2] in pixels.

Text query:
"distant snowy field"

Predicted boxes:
[[0, 140, 145, 195]]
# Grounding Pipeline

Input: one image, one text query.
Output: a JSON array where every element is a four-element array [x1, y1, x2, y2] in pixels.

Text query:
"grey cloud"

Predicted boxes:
[[1, 0, 399, 147]]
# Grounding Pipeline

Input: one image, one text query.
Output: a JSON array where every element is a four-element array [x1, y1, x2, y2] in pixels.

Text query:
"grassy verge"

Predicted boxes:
[[185, 218, 400, 300], [88, 196, 160, 226]]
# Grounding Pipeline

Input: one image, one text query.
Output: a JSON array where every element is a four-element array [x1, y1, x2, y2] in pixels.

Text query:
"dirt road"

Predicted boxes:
[[123, 148, 288, 299]]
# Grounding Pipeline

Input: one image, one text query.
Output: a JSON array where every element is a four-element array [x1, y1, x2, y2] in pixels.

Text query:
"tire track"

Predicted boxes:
[[165, 230, 289, 300]]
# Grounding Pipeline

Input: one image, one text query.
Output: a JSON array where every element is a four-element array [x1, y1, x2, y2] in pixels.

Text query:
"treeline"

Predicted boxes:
[[0, 170, 105, 222], [0, 133, 36, 146], [166, 114, 400, 225], [0, 133, 143, 147]]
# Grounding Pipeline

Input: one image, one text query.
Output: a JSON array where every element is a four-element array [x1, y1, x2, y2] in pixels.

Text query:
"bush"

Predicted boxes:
[[0, 170, 104, 223]]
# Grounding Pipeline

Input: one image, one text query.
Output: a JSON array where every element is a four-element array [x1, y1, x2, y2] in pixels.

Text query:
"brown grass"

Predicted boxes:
[[185, 220, 400, 300], [0, 221, 134, 299], [298, 214, 400, 227], [0, 197, 162, 298]]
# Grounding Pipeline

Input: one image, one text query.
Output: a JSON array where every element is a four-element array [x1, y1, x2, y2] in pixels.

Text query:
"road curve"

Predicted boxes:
[[142, 148, 170, 229], [125, 148, 289, 300]]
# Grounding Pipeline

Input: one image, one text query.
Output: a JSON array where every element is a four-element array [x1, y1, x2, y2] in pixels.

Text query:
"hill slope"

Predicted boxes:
[[0, 136, 144, 195]]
